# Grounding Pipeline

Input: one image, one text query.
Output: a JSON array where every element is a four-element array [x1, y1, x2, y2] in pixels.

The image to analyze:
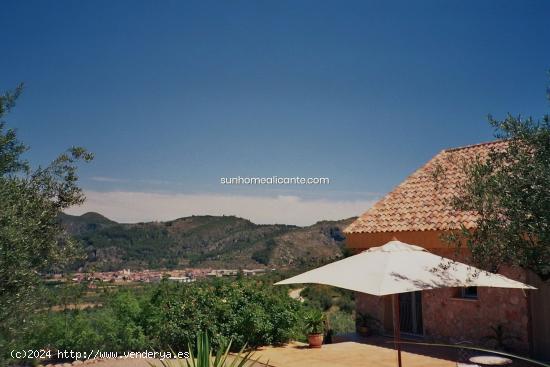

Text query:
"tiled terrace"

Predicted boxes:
[[255, 340, 455, 367], [41, 337, 456, 367], [254, 333, 540, 367], [42, 334, 540, 367]]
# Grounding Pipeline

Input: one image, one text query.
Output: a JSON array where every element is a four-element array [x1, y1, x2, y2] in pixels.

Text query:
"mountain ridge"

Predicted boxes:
[[60, 212, 356, 271]]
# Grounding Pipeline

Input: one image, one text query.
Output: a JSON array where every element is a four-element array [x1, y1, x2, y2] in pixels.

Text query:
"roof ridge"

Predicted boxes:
[[345, 140, 506, 234], [444, 139, 505, 153]]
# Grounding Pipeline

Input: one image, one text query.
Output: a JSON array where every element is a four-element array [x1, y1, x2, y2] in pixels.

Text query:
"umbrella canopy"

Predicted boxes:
[[276, 240, 535, 367], [276, 240, 534, 295]]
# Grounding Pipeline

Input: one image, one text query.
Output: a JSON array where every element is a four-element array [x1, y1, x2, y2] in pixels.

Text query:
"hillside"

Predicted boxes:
[[60, 212, 356, 271]]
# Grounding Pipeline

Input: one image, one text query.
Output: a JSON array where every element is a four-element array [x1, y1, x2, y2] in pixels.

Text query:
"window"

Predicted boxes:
[[459, 286, 478, 299]]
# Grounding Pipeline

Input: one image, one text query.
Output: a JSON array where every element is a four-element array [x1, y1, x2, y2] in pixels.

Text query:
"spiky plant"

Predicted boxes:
[[303, 309, 326, 335], [151, 332, 261, 367]]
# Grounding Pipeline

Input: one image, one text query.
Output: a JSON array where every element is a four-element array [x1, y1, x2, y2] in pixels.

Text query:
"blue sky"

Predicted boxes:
[[2, 0, 549, 224]]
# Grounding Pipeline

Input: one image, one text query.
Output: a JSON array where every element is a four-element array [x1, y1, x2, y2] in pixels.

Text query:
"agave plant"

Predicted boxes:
[[151, 332, 261, 367]]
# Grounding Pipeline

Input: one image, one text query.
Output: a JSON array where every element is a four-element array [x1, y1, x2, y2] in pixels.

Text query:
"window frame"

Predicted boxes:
[[459, 286, 478, 299]]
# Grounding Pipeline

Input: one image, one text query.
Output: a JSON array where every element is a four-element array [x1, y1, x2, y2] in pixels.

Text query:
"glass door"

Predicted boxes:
[[399, 291, 423, 335]]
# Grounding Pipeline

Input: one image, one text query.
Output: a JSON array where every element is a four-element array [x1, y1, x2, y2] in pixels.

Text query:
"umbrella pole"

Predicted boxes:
[[392, 294, 403, 367]]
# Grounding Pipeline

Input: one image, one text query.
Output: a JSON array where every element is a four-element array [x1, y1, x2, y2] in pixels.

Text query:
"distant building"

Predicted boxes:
[[243, 269, 267, 276], [168, 276, 195, 283]]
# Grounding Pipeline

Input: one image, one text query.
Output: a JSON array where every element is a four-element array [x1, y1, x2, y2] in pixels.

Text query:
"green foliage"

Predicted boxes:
[[251, 239, 277, 265], [24, 291, 148, 354], [144, 278, 302, 351], [31, 310, 112, 353], [23, 277, 303, 364], [303, 309, 325, 335], [301, 285, 355, 313], [327, 311, 355, 335], [298, 284, 356, 338], [446, 89, 550, 279], [336, 292, 355, 314], [61, 214, 355, 271], [80, 223, 174, 269], [0, 84, 92, 361], [301, 285, 333, 311]]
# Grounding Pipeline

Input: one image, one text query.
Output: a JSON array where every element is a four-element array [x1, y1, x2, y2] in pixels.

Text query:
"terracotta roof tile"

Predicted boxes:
[[344, 141, 507, 234]]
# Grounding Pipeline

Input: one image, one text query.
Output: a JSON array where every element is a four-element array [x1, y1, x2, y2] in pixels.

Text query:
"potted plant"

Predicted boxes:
[[356, 312, 378, 336], [304, 309, 326, 348]]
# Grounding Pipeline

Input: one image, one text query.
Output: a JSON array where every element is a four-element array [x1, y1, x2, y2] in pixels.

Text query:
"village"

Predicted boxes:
[[46, 268, 270, 285], [46, 268, 274, 288]]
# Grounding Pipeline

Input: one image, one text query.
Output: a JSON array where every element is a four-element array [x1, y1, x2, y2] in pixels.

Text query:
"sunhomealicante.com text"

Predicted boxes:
[[220, 176, 330, 185]]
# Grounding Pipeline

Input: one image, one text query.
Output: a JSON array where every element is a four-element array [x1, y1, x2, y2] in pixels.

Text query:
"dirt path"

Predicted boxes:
[[288, 287, 304, 302]]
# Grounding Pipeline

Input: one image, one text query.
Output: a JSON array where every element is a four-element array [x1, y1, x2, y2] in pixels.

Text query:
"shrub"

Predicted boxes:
[[301, 286, 333, 311], [143, 278, 303, 351], [23, 289, 147, 359], [29, 310, 111, 353], [24, 278, 304, 362], [336, 292, 355, 314], [301, 285, 355, 314], [327, 311, 355, 335]]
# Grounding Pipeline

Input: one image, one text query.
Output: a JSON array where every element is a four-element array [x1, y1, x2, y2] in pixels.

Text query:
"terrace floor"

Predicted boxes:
[[254, 339, 455, 367], [42, 334, 538, 367], [39, 337, 455, 367]]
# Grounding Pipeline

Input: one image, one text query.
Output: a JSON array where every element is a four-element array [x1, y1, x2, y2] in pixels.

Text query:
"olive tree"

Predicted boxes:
[[0, 84, 93, 355], [447, 84, 550, 280]]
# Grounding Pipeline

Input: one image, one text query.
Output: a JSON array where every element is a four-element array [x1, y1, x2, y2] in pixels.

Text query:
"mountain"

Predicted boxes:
[[60, 212, 356, 271], [59, 212, 116, 235]]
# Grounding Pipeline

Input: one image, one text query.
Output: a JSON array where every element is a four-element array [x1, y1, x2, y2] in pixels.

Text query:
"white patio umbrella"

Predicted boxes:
[[276, 240, 535, 367]]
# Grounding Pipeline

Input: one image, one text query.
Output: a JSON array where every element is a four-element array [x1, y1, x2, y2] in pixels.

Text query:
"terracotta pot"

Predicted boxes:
[[307, 333, 324, 348], [357, 326, 369, 336]]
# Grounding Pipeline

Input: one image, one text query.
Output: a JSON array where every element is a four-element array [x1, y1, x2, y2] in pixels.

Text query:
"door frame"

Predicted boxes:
[[384, 291, 424, 336]]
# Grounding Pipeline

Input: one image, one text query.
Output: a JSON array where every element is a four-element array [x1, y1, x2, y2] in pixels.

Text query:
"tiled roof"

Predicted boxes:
[[344, 141, 507, 234]]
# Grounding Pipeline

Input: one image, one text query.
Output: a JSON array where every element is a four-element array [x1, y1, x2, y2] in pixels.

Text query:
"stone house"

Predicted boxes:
[[343, 141, 550, 359]]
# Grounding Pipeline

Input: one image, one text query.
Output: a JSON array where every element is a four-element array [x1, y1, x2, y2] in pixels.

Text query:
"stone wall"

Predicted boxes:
[[348, 230, 535, 354], [422, 285, 529, 352], [354, 266, 530, 353]]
